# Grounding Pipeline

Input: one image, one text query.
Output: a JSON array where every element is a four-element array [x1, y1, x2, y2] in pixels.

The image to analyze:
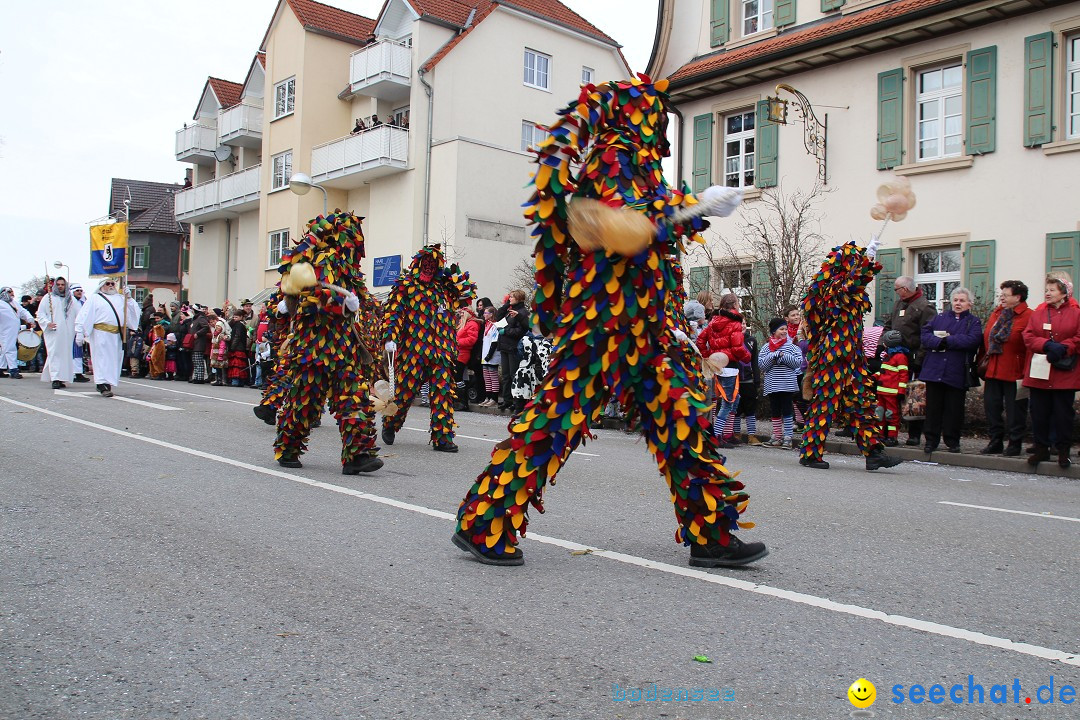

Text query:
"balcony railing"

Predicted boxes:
[[310, 126, 409, 188], [219, 103, 263, 147], [349, 39, 411, 100], [175, 164, 261, 221], [175, 123, 217, 164]]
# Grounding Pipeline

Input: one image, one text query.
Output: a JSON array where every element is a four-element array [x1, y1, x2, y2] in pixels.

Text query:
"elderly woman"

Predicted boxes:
[[1022, 273, 1080, 468], [979, 280, 1032, 456], [918, 287, 983, 453]]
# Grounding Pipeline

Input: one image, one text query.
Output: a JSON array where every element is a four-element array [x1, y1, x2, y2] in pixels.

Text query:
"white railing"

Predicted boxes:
[[175, 123, 217, 157], [310, 126, 408, 179], [175, 164, 261, 218], [218, 103, 263, 141], [349, 39, 411, 87]]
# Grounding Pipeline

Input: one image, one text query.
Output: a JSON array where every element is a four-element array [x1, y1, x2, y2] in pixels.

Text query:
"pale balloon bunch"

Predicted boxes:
[[369, 379, 399, 417], [870, 177, 917, 222]]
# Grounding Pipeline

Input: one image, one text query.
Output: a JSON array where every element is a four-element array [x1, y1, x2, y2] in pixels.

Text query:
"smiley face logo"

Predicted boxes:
[[847, 678, 876, 708]]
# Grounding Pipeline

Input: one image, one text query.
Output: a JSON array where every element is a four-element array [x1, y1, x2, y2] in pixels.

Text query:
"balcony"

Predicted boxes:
[[175, 164, 261, 222], [219, 103, 263, 148], [349, 39, 411, 101], [310, 126, 409, 189], [175, 123, 217, 165]]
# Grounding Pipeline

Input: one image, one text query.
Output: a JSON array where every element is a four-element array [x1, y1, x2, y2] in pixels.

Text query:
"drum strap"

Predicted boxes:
[[98, 293, 125, 347]]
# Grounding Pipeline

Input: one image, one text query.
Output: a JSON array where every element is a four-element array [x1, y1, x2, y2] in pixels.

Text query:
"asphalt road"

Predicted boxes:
[[1, 377, 1077, 719]]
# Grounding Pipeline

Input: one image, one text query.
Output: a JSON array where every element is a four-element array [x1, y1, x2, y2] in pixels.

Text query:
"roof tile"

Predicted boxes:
[[207, 77, 243, 109], [287, 0, 376, 44]]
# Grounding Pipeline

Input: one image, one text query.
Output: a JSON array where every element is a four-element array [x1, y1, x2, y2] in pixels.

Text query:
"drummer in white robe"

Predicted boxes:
[[74, 277, 139, 397], [0, 286, 35, 379], [36, 277, 79, 388]]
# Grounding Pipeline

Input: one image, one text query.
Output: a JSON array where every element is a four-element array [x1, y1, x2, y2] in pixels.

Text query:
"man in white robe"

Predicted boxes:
[[0, 286, 35, 379], [36, 277, 78, 388], [70, 284, 90, 382], [74, 278, 140, 397]]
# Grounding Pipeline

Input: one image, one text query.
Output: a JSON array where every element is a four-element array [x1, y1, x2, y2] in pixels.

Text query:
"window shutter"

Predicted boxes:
[[1046, 232, 1080, 283], [1024, 32, 1055, 147], [877, 68, 904, 169], [692, 113, 713, 192], [750, 260, 773, 334], [775, 0, 796, 28], [821, 0, 844, 10], [965, 46, 996, 155], [963, 239, 996, 310], [144, 246, 150, 268], [689, 266, 710, 295], [710, 0, 729, 47], [754, 100, 778, 188], [873, 248, 902, 325]]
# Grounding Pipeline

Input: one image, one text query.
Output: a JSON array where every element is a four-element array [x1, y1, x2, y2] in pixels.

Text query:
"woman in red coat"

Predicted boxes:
[[455, 307, 480, 411], [978, 280, 1032, 456], [1022, 273, 1080, 468], [696, 293, 752, 446]]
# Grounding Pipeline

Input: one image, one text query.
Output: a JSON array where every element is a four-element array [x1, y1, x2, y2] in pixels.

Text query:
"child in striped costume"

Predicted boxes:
[[759, 318, 803, 449]]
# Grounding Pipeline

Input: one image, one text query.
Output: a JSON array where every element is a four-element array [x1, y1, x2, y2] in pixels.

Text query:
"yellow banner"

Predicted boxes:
[[90, 222, 128, 252]]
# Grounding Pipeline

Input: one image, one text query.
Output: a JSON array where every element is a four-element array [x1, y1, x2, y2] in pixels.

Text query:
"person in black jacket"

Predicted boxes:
[[188, 305, 211, 384], [496, 289, 529, 410]]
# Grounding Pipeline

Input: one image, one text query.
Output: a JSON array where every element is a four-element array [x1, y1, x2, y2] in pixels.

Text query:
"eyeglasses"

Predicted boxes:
[[103, 281, 116, 286]]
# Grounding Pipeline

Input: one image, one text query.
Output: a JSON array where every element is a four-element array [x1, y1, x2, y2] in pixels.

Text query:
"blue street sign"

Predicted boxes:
[[373, 254, 402, 287]]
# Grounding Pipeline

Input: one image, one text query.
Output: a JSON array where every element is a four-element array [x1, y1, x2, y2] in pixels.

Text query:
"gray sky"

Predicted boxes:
[[0, 0, 658, 293]]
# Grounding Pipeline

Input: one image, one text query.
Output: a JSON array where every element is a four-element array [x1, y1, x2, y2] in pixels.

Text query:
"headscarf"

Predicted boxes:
[[0, 287, 13, 304], [97, 277, 119, 295], [50, 278, 73, 314]]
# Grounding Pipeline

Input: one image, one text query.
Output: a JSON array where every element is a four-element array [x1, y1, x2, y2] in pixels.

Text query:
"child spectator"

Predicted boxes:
[[164, 333, 178, 380], [875, 329, 909, 447], [726, 327, 761, 445], [254, 336, 271, 389], [512, 326, 552, 414], [455, 307, 480, 411], [479, 306, 501, 407], [208, 310, 229, 386], [696, 293, 752, 446], [126, 329, 145, 378], [148, 322, 166, 379], [759, 317, 804, 449]]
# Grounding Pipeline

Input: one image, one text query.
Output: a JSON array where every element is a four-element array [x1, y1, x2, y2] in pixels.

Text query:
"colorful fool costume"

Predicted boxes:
[[452, 76, 766, 567], [272, 211, 383, 475], [380, 245, 476, 453]]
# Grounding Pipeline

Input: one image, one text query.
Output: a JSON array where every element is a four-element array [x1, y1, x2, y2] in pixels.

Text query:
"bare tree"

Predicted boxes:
[[19, 274, 49, 298], [511, 257, 537, 304]]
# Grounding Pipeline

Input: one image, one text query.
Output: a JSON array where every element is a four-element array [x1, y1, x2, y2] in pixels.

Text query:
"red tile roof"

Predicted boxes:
[[286, 0, 376, 45], [207, 77, 243, 109], [256, 51, 266, 67], [669, 0, 952, 86], [409, 0, 480, 27]]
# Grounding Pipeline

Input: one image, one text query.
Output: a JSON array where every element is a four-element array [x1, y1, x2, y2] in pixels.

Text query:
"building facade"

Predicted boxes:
[[174, 0, 629, 306], [650, 0, 1080, 324], [108, 178, 188, 305]]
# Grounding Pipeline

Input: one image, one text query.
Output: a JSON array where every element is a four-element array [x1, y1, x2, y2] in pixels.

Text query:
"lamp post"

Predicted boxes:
[[52, 260, 71, 280], [289, 172, 328, 216]]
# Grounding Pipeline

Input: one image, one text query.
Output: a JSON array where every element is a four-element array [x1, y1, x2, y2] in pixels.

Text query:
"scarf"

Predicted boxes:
[[768, 336, 787, 352], [987, 307, 1014, 355], [50, 286, 72, 315], [786, 322, 799, 339]]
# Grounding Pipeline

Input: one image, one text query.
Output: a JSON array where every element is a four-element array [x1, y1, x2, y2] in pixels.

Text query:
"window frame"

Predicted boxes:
[[741, 0, 774, 37], [523, 48, 551, 91], [721, 109, 756, 189], [132, 246, 149, 269], [270, 150, 293, 191], [273, 77, 296, 120], [268, 229, 290, 269], [520, 120, 546, 152], [913, 246, 963, 313], [581, 66, 594, 85], [914, 61, 964, 162], [1067, 33, 1080, 140]]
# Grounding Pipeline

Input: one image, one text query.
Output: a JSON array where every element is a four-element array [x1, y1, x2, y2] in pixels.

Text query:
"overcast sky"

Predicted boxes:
[[0, 0, 659, 293]]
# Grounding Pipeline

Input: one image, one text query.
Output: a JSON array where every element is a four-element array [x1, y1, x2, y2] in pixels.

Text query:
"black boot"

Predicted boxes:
[[1003, 441, 1022, 457], [343, 454, 384, 474], [1057, 445, 1071, 469], [452, 530, 524, 566], [73, 374, 90, 383], [253, 404, 276, 425], [1026, 444, 1050, 466], [433, 440, 459, 453], [381, 426, 395, 446], [278, 456, 302, 469], [866, 446, 903, 471], [688, 534, 768, 568], [980, 440, 1004, 455], [799, 456, 830, 470], [51, 380, 62, 389]]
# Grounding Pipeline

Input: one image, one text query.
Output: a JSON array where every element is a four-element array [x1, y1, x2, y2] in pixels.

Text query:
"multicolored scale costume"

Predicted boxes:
[[453, 76, 765, 567], [272, 212, 380, 472], [799, 241, 884, 464], [253, 292, 293, 423], [381, 245, 476, 448]]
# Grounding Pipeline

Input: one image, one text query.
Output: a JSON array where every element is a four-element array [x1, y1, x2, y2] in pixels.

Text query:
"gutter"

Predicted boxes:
[[418, 67, 434, 245], [670, 102, 685, 188]]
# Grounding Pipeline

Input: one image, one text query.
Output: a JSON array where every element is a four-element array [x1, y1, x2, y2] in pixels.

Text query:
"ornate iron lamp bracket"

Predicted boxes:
[[766, 83, 829, 184]]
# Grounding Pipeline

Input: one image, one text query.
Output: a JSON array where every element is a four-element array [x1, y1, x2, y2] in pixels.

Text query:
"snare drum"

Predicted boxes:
[[17, 329, 41, 363]]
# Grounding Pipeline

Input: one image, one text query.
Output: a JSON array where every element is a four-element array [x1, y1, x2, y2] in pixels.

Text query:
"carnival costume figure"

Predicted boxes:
[[380, 245, 477, 453], [452, 75, 767, 568], [272, 211, 383, 475]]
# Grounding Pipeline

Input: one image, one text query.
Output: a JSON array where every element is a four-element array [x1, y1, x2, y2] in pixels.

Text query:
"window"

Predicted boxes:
[[722, 110, 755, 188], [582, 66, 594, 85], [524, 49, 550, 90], [688, 266, 710, 295], [181, 242, 190, 273], [132, 246, 148, 269], [274, 77, 295, 119], [131, 286, 147, 303], [520, 120, 546, 152], [271, 151, 292, 190], [721, 265, 753, 297], [916, 63, 963, 161], [268, 230, 289, 267], [914, 248, 962, 313], [1068, 34, 1080, 139], [742, 0, 774, 35], [392, 106, 410, 127]]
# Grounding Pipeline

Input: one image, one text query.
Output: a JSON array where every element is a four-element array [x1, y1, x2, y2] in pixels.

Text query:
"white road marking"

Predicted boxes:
[[125, 381, 258, 407], [3, 394, 1076, 668], [402, 426, 600, 457], [54, 390, 96, 398], [54, 389, 177, 411], [939, 501, 1080, 523]]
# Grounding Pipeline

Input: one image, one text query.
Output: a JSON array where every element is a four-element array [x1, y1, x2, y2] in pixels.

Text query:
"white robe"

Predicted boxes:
[[36, 294, 78, 382], [0, 300, 34, 370], [74, 292, 140, 387]]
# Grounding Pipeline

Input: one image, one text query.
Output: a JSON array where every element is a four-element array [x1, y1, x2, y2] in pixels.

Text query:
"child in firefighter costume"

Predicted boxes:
[[272, 211, 383, 475], [452, 75, 767, 568], [380, 246, 476, 453]]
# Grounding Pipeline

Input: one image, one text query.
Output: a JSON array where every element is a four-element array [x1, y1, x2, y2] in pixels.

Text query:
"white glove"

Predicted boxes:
[[673, 329, 689, 344], [385, 341, 397, 353], [699, 185, 744, 218], [344, 292, 359, 313], [865, 233, 881, 260], [75, 333, 84, 346], [277, 300, 288, 315]]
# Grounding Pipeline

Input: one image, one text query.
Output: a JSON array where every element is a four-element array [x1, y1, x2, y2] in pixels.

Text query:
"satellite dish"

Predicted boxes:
[[214, 145, 234, 163]]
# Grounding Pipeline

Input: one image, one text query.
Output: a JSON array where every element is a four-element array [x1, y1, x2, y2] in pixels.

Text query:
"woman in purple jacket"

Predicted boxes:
[[919, 287, 983, 453]]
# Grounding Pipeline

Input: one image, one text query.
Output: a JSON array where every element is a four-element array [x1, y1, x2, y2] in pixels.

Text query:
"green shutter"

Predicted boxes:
[[1046, 232, 1080, 285], [143, 246, 150, 268], [180, 289, 189, 303], [963, 239, 996, 310], [182, 244, 190, 273], [821, 0, 844, 10], [1024, 32, 1055, 147], [750, 260, 773, 335], [775, 0, 796, 28], [710, 0, 729, 47], [877, 68, 904, 169], [691, 113, 713, 192], [874, 248, 902, 325], [689, 266, 710, 295], [965, 46, 996, 155], [755, 100, 778, 188]]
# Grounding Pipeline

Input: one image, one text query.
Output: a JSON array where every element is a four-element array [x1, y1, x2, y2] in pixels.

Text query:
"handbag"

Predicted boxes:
[[903, 380, 926, 420], [976, 353, 990, 379], [1045, 307, 1078, 371], [966, 361, 981, 388], [182, 333, 195, 350]]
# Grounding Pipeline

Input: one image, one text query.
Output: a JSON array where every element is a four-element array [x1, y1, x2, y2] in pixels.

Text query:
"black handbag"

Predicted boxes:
[[1046, 308, 1077, 371]]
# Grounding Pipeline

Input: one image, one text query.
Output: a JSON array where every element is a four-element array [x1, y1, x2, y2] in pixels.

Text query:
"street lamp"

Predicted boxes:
[[53, 260, 71, 279], [289, 172, 328, 216]]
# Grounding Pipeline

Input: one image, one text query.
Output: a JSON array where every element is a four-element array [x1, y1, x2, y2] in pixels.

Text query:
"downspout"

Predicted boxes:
[[418, 68, 434, 245], [670, 103, 685, 188], [223, 217, 231, 301]]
